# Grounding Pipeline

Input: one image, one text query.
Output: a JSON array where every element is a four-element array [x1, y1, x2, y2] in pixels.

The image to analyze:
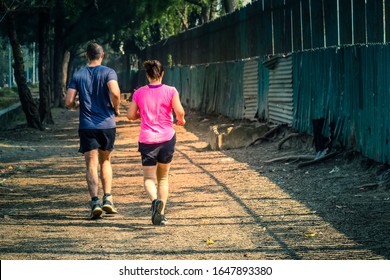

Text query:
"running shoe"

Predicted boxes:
[[89, 199, 103, 220], [160, 215, 168, 226], [102, 194, 118, 214], [151, 199, 164, 225]]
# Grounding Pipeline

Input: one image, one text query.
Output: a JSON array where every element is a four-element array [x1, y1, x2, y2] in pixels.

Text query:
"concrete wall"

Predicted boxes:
[[0, 102, 23, 131]]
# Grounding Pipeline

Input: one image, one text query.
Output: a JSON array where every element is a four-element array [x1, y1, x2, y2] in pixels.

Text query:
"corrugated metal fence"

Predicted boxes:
[[130, 0, 390, 164], [163, 61, 246, 119], [137, 43, 390, 163], [267, 55, 293, 124], [133, 57, 269, 121], [294, 44, 390, 163], [141, 0, 390, 66]]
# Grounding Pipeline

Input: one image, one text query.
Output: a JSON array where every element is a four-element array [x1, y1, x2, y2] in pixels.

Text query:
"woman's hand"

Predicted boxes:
[[176, 119, 186, 126]]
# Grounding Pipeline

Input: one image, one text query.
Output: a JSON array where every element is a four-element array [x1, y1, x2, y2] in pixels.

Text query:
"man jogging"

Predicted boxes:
[[65, 42, 121, 219]]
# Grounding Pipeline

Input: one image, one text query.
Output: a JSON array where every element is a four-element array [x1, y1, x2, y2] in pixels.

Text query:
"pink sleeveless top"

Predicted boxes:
[[132, 84, 178, 144]]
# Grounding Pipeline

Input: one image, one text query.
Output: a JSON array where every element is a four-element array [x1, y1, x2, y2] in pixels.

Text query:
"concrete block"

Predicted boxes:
[[209, 123, 269, 150], [0, 102, 22, 131]]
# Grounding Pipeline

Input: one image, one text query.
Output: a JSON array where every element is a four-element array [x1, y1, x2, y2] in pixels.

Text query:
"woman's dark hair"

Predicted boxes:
[[86, 42, 104, 61], [144, 60, 164, 80]]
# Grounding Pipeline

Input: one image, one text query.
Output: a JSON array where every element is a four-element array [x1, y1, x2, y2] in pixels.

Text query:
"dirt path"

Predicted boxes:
[[0, 101, 389, 260]]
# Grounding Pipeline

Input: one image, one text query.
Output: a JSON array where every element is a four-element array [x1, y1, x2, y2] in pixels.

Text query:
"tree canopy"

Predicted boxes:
[[0, 0, 247, 129]]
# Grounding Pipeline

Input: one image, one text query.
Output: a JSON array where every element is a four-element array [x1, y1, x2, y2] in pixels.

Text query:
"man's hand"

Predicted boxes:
[[114, 108, 120, 116], [74, 95, 80, 109], [65, 89, 79, 109]]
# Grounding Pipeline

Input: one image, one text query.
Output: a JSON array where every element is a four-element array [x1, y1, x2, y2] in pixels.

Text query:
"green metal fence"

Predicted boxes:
[[140, 0, 390, 66], [293, 44, 390, 163], [132, 0, 390, 164]]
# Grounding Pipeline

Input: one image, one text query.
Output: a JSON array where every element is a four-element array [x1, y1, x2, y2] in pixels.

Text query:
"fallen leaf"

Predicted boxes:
[[205, 238, 215, 245], [304, 231, 316, 238]]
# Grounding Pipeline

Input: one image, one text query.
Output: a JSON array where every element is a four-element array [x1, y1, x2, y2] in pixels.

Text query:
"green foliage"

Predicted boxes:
[[0, 0, 44, 45], [115, 0, 204, 55], [0, 86, 17, 95], [0, 86, 19, 109], [167, 54, 173, 67], [122, 0, 243, 53], [1, 0, 244, 67]]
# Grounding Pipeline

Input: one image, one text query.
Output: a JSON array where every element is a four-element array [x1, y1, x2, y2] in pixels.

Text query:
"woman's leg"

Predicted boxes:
[[157, 162, 170, 214], [142, 165, 158, 201]]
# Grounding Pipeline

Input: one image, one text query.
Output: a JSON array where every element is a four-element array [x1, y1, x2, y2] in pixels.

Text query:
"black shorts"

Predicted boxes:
[[138, 134, 176, 166], [78, 128, 116, 153]]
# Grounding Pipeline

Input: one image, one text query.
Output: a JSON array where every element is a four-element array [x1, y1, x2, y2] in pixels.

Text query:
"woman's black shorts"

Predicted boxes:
[[138, 134, 176, 166], [78, 128, 116, 153]]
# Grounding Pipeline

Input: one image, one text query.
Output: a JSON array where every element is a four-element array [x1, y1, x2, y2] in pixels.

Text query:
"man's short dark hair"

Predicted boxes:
[[86, 42, 103, 61]]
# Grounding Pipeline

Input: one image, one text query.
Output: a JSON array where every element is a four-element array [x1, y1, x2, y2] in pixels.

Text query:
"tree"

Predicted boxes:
[[120, 0, 242, 53], [223, 0, 238, 13], [0, 0, 43, 130], [184, 0, 218, 24], [0, 0, 54, 127], [112, 0, 214, 58], [38, 10, 53, 124], [52, 0, 66, 107], [0, 37, 9, 87], [48, 0, 179, 107]]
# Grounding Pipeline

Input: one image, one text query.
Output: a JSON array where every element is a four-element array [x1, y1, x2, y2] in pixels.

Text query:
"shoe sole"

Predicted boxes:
[[90, 207, 103, 219], [102, 205, 118, 214], [160, 217, 168, 226], [152, 200, 164, 225]]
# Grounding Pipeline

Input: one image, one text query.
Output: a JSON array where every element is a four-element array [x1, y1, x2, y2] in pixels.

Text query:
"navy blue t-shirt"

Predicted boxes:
[[68, 65, 117, 129]]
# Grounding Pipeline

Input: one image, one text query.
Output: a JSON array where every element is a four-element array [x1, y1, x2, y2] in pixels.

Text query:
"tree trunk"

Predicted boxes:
[[200, 4, 210, 24], [66, 48, 76, 87], [53, 33, 65, 108], [53, 0, 65, 107], [223, 0, 238, 13], [38, 12, 54, 125], [6, 13, 43, 130], [62, 50, 70, 87], [209, 0, 218, 20], [185, 0, 211, 24]]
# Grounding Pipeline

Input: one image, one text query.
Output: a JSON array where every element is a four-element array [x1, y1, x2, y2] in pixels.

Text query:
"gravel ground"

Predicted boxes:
[[0, 101, 389, 261]]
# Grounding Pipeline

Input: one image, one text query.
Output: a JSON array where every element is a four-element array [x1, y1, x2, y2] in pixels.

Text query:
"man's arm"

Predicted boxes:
[[127, 101, 140, 121], [65, 88, 78, 109], [108, 80, 121, 116]]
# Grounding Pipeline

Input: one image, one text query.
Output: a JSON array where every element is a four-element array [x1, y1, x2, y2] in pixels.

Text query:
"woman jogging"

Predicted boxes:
[[127, 59, 186, 226]]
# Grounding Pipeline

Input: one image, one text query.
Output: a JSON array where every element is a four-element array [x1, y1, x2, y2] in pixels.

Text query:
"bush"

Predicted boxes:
[[0, 87, 19, 109]]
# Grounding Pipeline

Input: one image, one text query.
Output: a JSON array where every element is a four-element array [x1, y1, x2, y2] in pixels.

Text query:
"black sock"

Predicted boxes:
[[104, 193, 111, 197], [91, 196, 99, 201]]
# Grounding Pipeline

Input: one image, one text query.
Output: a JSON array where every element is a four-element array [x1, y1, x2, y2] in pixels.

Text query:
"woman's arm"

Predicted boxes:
[[172, 93, 186, 126]]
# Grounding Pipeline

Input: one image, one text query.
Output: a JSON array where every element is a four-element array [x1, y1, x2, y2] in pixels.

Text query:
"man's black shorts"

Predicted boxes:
[[78, 128, 116, 153], [138, 134, 176, 166]]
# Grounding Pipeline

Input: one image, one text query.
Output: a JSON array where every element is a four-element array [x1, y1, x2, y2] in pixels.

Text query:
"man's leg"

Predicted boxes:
[[99, 149, 118, 214], [84, 149, 103, 219], [99, 149, 113, 195], [84, 149, 100, 198]]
